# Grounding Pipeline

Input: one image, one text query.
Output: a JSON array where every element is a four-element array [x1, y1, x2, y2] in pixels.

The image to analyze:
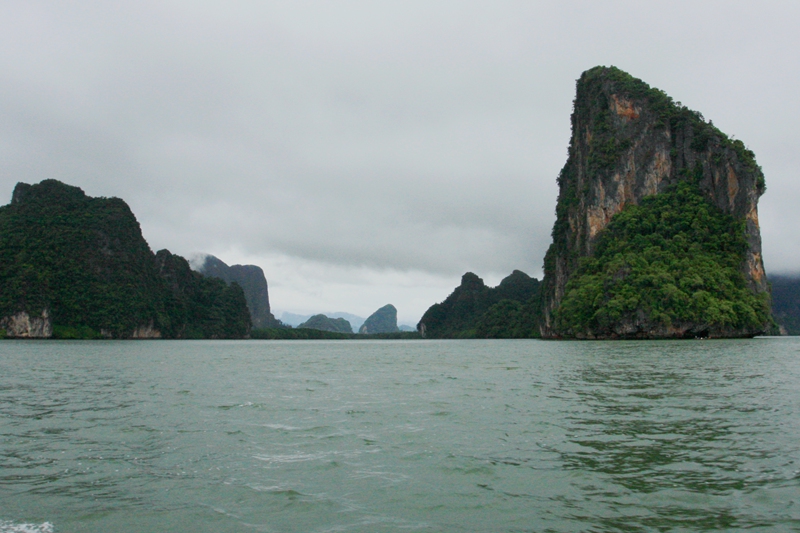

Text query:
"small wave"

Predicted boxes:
[[0, 521, 54, 533], [253, 452, 327, 464], [247, 484, 306, 497], [263, 423, 302, 431], [218, 402, 265, 410]]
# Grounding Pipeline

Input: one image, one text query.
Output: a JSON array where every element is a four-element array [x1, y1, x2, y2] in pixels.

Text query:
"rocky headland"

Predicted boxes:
[[0, 180, 251, 339], [539, 66, 771, 339]]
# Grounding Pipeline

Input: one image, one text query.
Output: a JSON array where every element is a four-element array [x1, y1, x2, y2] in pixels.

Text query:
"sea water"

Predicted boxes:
[[1, 338, 798, 532]]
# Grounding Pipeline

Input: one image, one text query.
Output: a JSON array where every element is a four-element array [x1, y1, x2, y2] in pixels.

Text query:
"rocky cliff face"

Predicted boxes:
[[0, 310, 53, 338], [540, 67, 770, 338], [155, 250, 251, 339], [359, 304, 398, 334], [194, 254, 280, 329]]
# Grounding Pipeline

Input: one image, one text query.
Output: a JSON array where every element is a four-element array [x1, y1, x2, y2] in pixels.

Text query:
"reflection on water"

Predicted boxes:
[[0, 339, 798, 532], [555, 340, 799, 530]]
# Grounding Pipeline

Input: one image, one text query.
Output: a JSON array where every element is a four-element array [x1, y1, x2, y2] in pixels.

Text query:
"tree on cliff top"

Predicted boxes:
[[540, 66, 771, 338], [0, 179, 251, 339]]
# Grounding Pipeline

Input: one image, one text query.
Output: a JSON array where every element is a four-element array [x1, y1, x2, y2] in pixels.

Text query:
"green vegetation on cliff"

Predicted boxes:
[[195, 254, 281, 328], [298, 314, 353, 334], [417, 270, 540, 338], [540, 66, 771, 338], [0, 180, 250, 338], [555, 181, 770, 338], [0, 181, 162, 337], [155, 250, 251, 339], [577, 66, 763, 184], [359, 304, 398, 334]]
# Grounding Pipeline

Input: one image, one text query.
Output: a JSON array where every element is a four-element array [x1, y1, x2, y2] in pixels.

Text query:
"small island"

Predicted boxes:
[[418, 66, 773, 339]]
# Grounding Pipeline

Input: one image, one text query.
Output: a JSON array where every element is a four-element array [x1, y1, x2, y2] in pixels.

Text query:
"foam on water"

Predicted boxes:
[[0, 522, 54, 533]]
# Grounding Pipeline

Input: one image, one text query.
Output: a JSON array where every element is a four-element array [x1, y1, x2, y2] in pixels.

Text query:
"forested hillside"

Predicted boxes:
[[0, 180, 250, 339]]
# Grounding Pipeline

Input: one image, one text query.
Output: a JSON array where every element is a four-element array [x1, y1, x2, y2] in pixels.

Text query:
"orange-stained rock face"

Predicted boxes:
[[747, 205, 760, 228], [611, 94, 640, 120], [586, 206, 610, 240], [749, 252, 766, 286], [540, 66, 769, 338], [582, 147, 671, 248], [644, 149, 671, 192], [727, 166, 740, 210]]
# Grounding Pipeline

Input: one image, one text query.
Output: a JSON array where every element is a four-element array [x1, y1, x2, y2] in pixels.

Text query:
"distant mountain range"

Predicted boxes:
[[282, 307, 415, 333], [281, 311, 365, 330]]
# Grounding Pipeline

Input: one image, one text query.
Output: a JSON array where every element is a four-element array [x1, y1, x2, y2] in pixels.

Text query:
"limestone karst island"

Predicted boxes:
[[0, 67, 790, 339], [420, 66, 774, 339]]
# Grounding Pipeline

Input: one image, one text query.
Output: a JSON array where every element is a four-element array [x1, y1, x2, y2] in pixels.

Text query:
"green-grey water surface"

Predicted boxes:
[[1, 339, 799, 532]]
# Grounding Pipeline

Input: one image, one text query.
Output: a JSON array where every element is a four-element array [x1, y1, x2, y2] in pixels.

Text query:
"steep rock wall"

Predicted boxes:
[[194, 254, 279, 329], [540, 67, 768, 338], [0, 310, 53, 338]]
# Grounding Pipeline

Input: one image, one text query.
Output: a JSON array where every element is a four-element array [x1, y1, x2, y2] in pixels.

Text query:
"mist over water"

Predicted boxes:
[[1, 339, 799, 532]]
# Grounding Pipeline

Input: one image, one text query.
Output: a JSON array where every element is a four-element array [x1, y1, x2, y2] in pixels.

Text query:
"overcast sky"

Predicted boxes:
[[1, 1, 799, 324]]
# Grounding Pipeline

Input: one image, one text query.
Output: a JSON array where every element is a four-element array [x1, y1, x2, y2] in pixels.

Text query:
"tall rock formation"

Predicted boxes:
[[417, 270, 540, 338], [359, 304, 399, 334], [155, 250, 251, 339], [194, 254, 280, 328], [0, 180, 251, 339], [540, 67, 770, 338]]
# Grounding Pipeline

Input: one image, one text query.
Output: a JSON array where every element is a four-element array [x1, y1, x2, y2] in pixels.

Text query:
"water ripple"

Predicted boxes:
[[1, 339, 799, 531]]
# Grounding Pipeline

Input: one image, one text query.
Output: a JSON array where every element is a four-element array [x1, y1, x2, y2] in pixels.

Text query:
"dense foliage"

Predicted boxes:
[[555, 181, 770, 337], [155, 250, 251, 339], [196, 254, 282, 328], [0, 180, 250, 339], [297, 314, 353, 334], [251, 327, 352, 340], [418, 270, 540, 338], [474, 299, 530, 338]]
